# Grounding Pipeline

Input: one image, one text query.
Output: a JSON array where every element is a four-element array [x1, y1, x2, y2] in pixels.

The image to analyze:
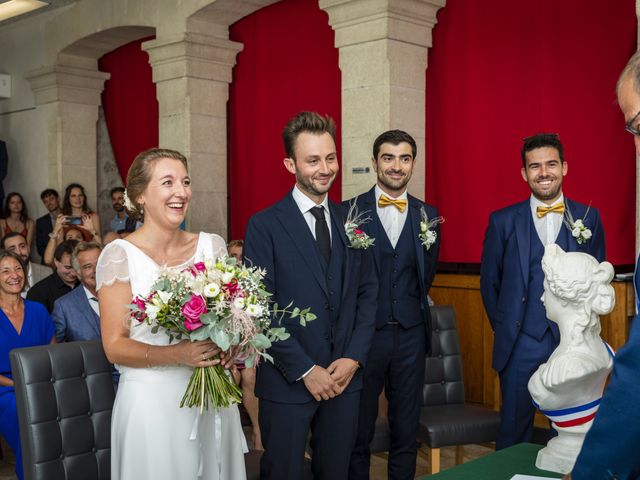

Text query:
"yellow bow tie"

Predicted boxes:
[[378, 194, 408, 212], [536, 202, 565, 218]]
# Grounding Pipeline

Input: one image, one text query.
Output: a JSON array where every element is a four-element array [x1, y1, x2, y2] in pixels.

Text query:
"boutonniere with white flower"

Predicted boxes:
[[563, 202, 592, 245], [418, 207, 444, 251], [344, 200, 375, 249]]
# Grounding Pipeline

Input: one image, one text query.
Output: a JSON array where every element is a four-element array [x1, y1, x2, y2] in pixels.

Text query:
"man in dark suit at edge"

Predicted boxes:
[[567, 50, 640, 480], [243, 111, 378, 480], [480, 133, 606, 450], [347, 130, 440, 480]]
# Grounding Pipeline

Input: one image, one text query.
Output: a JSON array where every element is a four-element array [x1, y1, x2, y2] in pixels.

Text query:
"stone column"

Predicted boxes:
[[320, 0, 446, 200], [143, 32, 243, 239], [26, 56, 109, 209]]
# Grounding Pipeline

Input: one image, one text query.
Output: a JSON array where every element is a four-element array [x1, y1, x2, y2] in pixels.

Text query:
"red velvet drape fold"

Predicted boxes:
[[426, 0, 637, 265], [99, 37, 159, 183], [228, 0, 341, 240]]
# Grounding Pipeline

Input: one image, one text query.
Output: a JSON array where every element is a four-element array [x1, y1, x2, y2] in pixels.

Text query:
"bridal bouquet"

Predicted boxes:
[[129, 257, 315, 410]]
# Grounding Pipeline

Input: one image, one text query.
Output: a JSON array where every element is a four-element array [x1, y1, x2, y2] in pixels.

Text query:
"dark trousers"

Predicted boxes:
[[349, 322, 426, 480], [259, 390, 360, 480], [497, 329, 557, 450]]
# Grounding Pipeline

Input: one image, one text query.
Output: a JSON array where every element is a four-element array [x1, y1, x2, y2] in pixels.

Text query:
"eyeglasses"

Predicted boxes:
[[625, 110, 640, 136]]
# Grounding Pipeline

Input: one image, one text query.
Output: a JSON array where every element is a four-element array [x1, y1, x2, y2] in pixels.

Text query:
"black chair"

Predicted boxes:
[[417, 305, 501, 474], [9, 340, 115, 480]]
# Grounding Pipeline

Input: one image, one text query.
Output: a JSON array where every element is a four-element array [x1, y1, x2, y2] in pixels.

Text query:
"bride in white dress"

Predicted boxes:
[[96, 148, 247, 480]]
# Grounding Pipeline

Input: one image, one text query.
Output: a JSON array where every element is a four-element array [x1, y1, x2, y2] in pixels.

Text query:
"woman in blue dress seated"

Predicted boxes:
[[0, 250, 55, 480]]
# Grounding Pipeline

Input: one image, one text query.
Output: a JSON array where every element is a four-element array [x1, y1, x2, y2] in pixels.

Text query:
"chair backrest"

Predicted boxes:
[[9, 340, 115, 480], [422, 305, 465, 406]]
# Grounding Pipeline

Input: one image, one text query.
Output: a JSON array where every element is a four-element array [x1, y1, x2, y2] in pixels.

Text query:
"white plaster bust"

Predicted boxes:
[[528, 244, 615, 474]]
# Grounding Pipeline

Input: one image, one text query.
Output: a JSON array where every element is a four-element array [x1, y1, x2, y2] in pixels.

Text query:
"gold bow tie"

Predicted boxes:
[[536, 202, 565, 218], [378, 194, 408, 212]]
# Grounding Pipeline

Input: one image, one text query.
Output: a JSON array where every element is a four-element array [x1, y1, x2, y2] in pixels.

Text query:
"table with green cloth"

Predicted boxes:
[[420, 443, 564, 479]]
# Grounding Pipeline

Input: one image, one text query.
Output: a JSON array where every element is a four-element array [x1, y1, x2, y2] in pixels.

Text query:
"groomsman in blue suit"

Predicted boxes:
[[480, 133, 606, 449], [347, 130, 440, 480], [244, 111, 378, 480], [569, 51, 640, 480]]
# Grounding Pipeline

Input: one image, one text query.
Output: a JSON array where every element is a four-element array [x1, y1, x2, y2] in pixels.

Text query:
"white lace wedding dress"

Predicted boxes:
[[96, 232, 247, 480]]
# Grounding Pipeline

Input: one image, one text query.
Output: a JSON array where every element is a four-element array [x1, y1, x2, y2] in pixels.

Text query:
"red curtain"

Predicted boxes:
[[99, 38, 159, 182], [426, 0, 637, 265], [228, 0, 341, 240]]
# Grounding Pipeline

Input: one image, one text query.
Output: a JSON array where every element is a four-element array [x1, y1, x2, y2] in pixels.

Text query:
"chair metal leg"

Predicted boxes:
[[429, 447, 441, 474], [455, 445, 464, 465]]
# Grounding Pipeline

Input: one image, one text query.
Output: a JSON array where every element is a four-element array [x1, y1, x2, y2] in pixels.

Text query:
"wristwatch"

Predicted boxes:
[[48, 232, 59, 240]]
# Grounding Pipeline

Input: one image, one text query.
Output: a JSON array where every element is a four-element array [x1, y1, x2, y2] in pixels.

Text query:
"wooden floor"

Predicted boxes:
[[0, 436, 495, 479]]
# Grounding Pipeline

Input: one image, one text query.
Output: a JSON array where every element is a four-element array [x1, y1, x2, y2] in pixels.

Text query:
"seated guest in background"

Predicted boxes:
[[42, 213, 98, 266], [0, 250, 56, 480], [480, 133, 605, 450], [27, 240, 79, 313], [228, 239, 244, 263], [52, 241, 102, 342], [0, 192, 35, 248], [567, 50, 640, 480], [228, 239, 262, 450], [61, 183, 101, 243], [35, 188, 61, 262], [1, 232, 51, 297], [108, 187, 128, 233]]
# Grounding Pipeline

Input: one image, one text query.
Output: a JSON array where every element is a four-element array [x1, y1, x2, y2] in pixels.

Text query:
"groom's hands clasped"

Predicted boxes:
[[327, 358, 359, 393], [303, 366, 341, 401]]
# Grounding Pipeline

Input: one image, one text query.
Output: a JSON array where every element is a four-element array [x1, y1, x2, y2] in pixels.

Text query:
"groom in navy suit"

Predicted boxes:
[[347, 130, 440, 480], [244, 111, 378, 480], [480, 133, 606, 450]]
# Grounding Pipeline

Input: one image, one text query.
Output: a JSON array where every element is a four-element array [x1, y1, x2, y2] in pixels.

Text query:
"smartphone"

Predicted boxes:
[[67, 216, 83, 225]]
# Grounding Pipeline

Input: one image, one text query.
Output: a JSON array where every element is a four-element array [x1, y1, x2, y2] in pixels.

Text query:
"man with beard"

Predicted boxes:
[[244, 111, 377, 479], [35, 188, 61, 261], [109, 187, 128, 233], [480, 133, 605, 449], [1, 232, 51, 296], [346, 130, 440, 480]]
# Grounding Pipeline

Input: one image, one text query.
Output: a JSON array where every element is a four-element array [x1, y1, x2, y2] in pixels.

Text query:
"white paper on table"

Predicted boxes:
[[510, 475, 558, 480]]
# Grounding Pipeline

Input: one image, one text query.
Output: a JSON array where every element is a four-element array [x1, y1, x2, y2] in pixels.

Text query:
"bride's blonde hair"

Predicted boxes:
[[126, 148, 189, 220]]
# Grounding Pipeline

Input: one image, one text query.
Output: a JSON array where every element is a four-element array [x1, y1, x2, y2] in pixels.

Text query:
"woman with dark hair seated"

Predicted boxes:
[[0, 251, 55, 480], [0, 192, 35, 248]]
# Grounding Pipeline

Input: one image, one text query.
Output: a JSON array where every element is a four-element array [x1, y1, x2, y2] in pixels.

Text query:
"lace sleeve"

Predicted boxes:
[[96, 241, 130, 290], [198, 232, 228, 261]]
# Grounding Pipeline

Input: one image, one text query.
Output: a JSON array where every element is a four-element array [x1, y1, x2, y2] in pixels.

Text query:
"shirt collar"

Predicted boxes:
[[375, 185, 408, 201], [530, 193, 564, 210], [292, 185, 330, 214], [83, 285, 97, 301]]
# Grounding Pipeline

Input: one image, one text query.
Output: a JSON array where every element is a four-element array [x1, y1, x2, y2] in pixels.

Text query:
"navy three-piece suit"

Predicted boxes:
[[244, 191, 378, 480], [346, 187, 439, 479], [480, 198, 605, 449]]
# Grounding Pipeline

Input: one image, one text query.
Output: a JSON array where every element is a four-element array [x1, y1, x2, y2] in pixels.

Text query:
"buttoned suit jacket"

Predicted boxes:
[[52, 286, 101, 342], [244, 192, 378, 404], [347, 187, 440, 333], [480, 198, 605, 372]]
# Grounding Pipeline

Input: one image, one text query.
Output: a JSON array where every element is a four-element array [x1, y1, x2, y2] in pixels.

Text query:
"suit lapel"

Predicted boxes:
[[408, 197, 426, 288], [276, 194, 328, 297], [77, 287, 101, 338], [515, 200, 531, 288], [361, 188, 382, 273]]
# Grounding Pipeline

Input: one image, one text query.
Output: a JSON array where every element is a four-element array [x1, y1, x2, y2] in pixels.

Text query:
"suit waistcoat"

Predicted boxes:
[[317, 218, 345, 352], [375, 214, 422, 329], [521, 216, 564, 340]]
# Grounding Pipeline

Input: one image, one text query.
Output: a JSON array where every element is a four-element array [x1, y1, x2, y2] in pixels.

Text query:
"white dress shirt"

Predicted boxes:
[[375, 185, 408, 248], [291, 185, 332, 244], [83, 286, 100, 317], [530, 194, 565, 246]]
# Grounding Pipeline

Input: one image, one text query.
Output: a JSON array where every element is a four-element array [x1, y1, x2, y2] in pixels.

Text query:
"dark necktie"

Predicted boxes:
[[309, 206, 331, 264]]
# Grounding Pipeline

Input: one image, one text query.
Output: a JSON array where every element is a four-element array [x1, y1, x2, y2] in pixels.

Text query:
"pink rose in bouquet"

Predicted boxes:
[[181, 294, 206, 331], [131, 296, 148, 322]]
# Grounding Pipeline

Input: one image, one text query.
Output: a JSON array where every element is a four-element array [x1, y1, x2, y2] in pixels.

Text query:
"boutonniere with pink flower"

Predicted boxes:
[[563, 202, 592, 245], [418, 206, 444, 251], [344, 200, 375, 249]]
